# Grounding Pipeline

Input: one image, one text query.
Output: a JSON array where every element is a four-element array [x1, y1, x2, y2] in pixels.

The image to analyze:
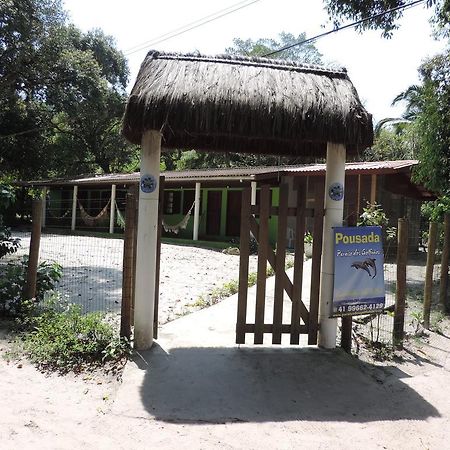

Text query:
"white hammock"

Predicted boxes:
[[162, 203, 195, 234], [78, 199, 110, 227]]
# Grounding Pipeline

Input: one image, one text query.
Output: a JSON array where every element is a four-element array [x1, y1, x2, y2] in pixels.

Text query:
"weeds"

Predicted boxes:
[[11, 296, 130, 374]]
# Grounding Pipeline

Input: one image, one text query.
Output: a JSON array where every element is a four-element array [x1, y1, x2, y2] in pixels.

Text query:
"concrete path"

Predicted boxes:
[[110, 263, 449, 449]]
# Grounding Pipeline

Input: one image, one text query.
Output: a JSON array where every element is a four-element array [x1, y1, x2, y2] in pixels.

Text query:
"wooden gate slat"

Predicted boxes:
[[254, 185, 270, 344], [290, 178, 307, 344], [244, 324, 308, 334], [249, 216, 309, 323], [308, 179, 324, 345], [236, 186, 251, 344], [272, 183, 289, 344]]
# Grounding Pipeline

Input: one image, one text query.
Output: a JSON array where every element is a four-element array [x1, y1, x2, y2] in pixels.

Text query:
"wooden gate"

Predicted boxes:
[[236, 180, 324, 345]]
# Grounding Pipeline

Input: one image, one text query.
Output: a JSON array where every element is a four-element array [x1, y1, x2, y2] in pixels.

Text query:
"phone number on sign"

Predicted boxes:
[[335, 303, 384, 314]]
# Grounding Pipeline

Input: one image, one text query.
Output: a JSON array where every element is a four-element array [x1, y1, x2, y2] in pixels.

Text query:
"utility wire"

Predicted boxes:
[[124, 0, 261, 56], [263, 0, 427, 57]]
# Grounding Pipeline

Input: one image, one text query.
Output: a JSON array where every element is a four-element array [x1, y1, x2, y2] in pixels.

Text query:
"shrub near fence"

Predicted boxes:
[[6, 230, 124, 315]]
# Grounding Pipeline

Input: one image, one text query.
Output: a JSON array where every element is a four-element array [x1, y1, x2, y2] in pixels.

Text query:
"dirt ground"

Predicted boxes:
[[1, 316, 450, 449], [6, 231, 258, 323], [2, 232, 449, 448]]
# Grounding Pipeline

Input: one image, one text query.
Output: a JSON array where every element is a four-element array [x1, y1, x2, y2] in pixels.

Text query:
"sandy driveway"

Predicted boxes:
[[1, 301, 449, 449], [7, 231, 257, 323]]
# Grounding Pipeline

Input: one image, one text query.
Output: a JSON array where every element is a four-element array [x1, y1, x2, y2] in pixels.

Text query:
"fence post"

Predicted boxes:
[[120, 188, 137, 339], [393, 218, 408, 348], [440, 213, 450, 312], [25, 198, 43, 299], [423, 221, 438, 329]]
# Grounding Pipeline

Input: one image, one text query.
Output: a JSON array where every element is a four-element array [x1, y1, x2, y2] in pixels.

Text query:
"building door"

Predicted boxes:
[[206, 191, 222, 236], [226, 190, 242, 237]]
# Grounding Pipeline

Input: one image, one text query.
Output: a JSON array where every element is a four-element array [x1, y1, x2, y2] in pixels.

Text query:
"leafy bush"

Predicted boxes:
[[0, 256, 62, 316], [357, 202, 389, 227], [421, 195, 450, 223], [0, 184, 20, 259], [22, 301, 130, 372]]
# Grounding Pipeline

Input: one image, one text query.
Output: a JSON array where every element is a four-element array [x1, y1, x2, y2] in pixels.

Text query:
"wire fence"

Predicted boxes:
[[45, 188, 127, 233], [352, 232, 445, 350], [3, 231, 124, 315]]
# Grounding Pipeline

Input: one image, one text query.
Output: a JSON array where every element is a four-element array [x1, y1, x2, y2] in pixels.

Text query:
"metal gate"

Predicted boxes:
[[236, 179, 324, 345]]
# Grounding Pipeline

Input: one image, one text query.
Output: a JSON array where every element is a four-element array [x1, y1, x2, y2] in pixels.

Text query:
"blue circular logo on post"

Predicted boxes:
[[328, 182, 344, 201], [140, 174, 157, 193]]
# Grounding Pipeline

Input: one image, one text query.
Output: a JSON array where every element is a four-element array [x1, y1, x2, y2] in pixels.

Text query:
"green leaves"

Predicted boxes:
[[1, 0, 134, 179]]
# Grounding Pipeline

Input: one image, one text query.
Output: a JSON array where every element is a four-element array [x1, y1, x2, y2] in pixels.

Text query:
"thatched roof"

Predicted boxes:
[[122, 51, 373, 157]]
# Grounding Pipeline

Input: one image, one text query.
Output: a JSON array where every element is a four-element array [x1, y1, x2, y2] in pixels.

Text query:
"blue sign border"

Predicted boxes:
[[332, 226, 385, 317]]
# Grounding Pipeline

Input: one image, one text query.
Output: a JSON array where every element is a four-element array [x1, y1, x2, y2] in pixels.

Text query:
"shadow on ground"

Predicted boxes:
[[55, 265, 122, 313], [135, 345, 439, 424]]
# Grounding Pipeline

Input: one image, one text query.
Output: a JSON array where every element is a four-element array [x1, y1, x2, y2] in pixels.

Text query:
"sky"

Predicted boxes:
[[63, 0, 446, 123]]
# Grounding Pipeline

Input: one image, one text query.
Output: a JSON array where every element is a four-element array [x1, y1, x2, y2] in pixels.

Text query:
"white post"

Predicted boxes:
[[134, 130, 161, 350], [71, 185, 78, 231], [109, 184, 116, 234], [41, 187, 47, 228], [318, 142, 346, 349], [251, 181, 257, 205], [193, 182, 201, 241]]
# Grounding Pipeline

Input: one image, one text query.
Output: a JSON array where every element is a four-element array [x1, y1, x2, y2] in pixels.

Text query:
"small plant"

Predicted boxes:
[[410, 310, 424, 335], [21, 298, 130, 373], [357, 202, 389, 227], [304, 232, 313, 244], [0, 257, 62, 316], [230, 236, 258, 255]]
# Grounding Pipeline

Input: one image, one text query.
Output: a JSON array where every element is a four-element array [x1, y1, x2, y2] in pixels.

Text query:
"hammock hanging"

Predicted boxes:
[[47, 208, 71, 219], [78, 199, 111, 227], [162, 203, 195, 234], [115, 201, 125, 230]]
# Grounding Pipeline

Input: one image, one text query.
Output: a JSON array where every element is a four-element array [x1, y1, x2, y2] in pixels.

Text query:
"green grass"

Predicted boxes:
[[161, 237, 231, 250]]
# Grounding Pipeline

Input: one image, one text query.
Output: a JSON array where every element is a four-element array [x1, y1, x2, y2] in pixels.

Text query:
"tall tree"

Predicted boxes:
[[412, 47, 450, 194], [323, 0, 450, 37], [225, 31, 323, 63], [0, 0, 135, 179]]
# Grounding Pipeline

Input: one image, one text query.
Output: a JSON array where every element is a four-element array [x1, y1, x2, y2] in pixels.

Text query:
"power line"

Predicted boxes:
[[263, 0, 427, 57], [124, 0, 261, 56]]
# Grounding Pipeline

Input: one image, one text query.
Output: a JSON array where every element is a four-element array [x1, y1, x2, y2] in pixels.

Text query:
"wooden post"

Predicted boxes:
[[254, 185, 270, 344], [439, 214, 450, 312], [423, 221, 438, 329], [236, 187, 251, 344], [25, 198, 43, 299], [109, 184, 116, 234], [356, 174, 362, 216], [393, 218, 408, 347], [134, 130, 161, 350], [71, 185, 78, 231], [193, 182, 201, 241], [318, 142, 346, 349], [370, 175, 377, 204], [41, 187, 47, 228], [120, 188, 137, 339]]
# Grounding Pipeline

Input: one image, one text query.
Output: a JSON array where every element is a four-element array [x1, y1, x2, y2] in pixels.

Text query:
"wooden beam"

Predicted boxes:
[[236, 187, 251, 344], [272, 183, 288, 344], [291, 178, 306, 344], [254, 185, 270, 344]]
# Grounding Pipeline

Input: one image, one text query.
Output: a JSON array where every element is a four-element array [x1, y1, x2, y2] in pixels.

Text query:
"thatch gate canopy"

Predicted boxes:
[[122, 51, 373, 157]]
